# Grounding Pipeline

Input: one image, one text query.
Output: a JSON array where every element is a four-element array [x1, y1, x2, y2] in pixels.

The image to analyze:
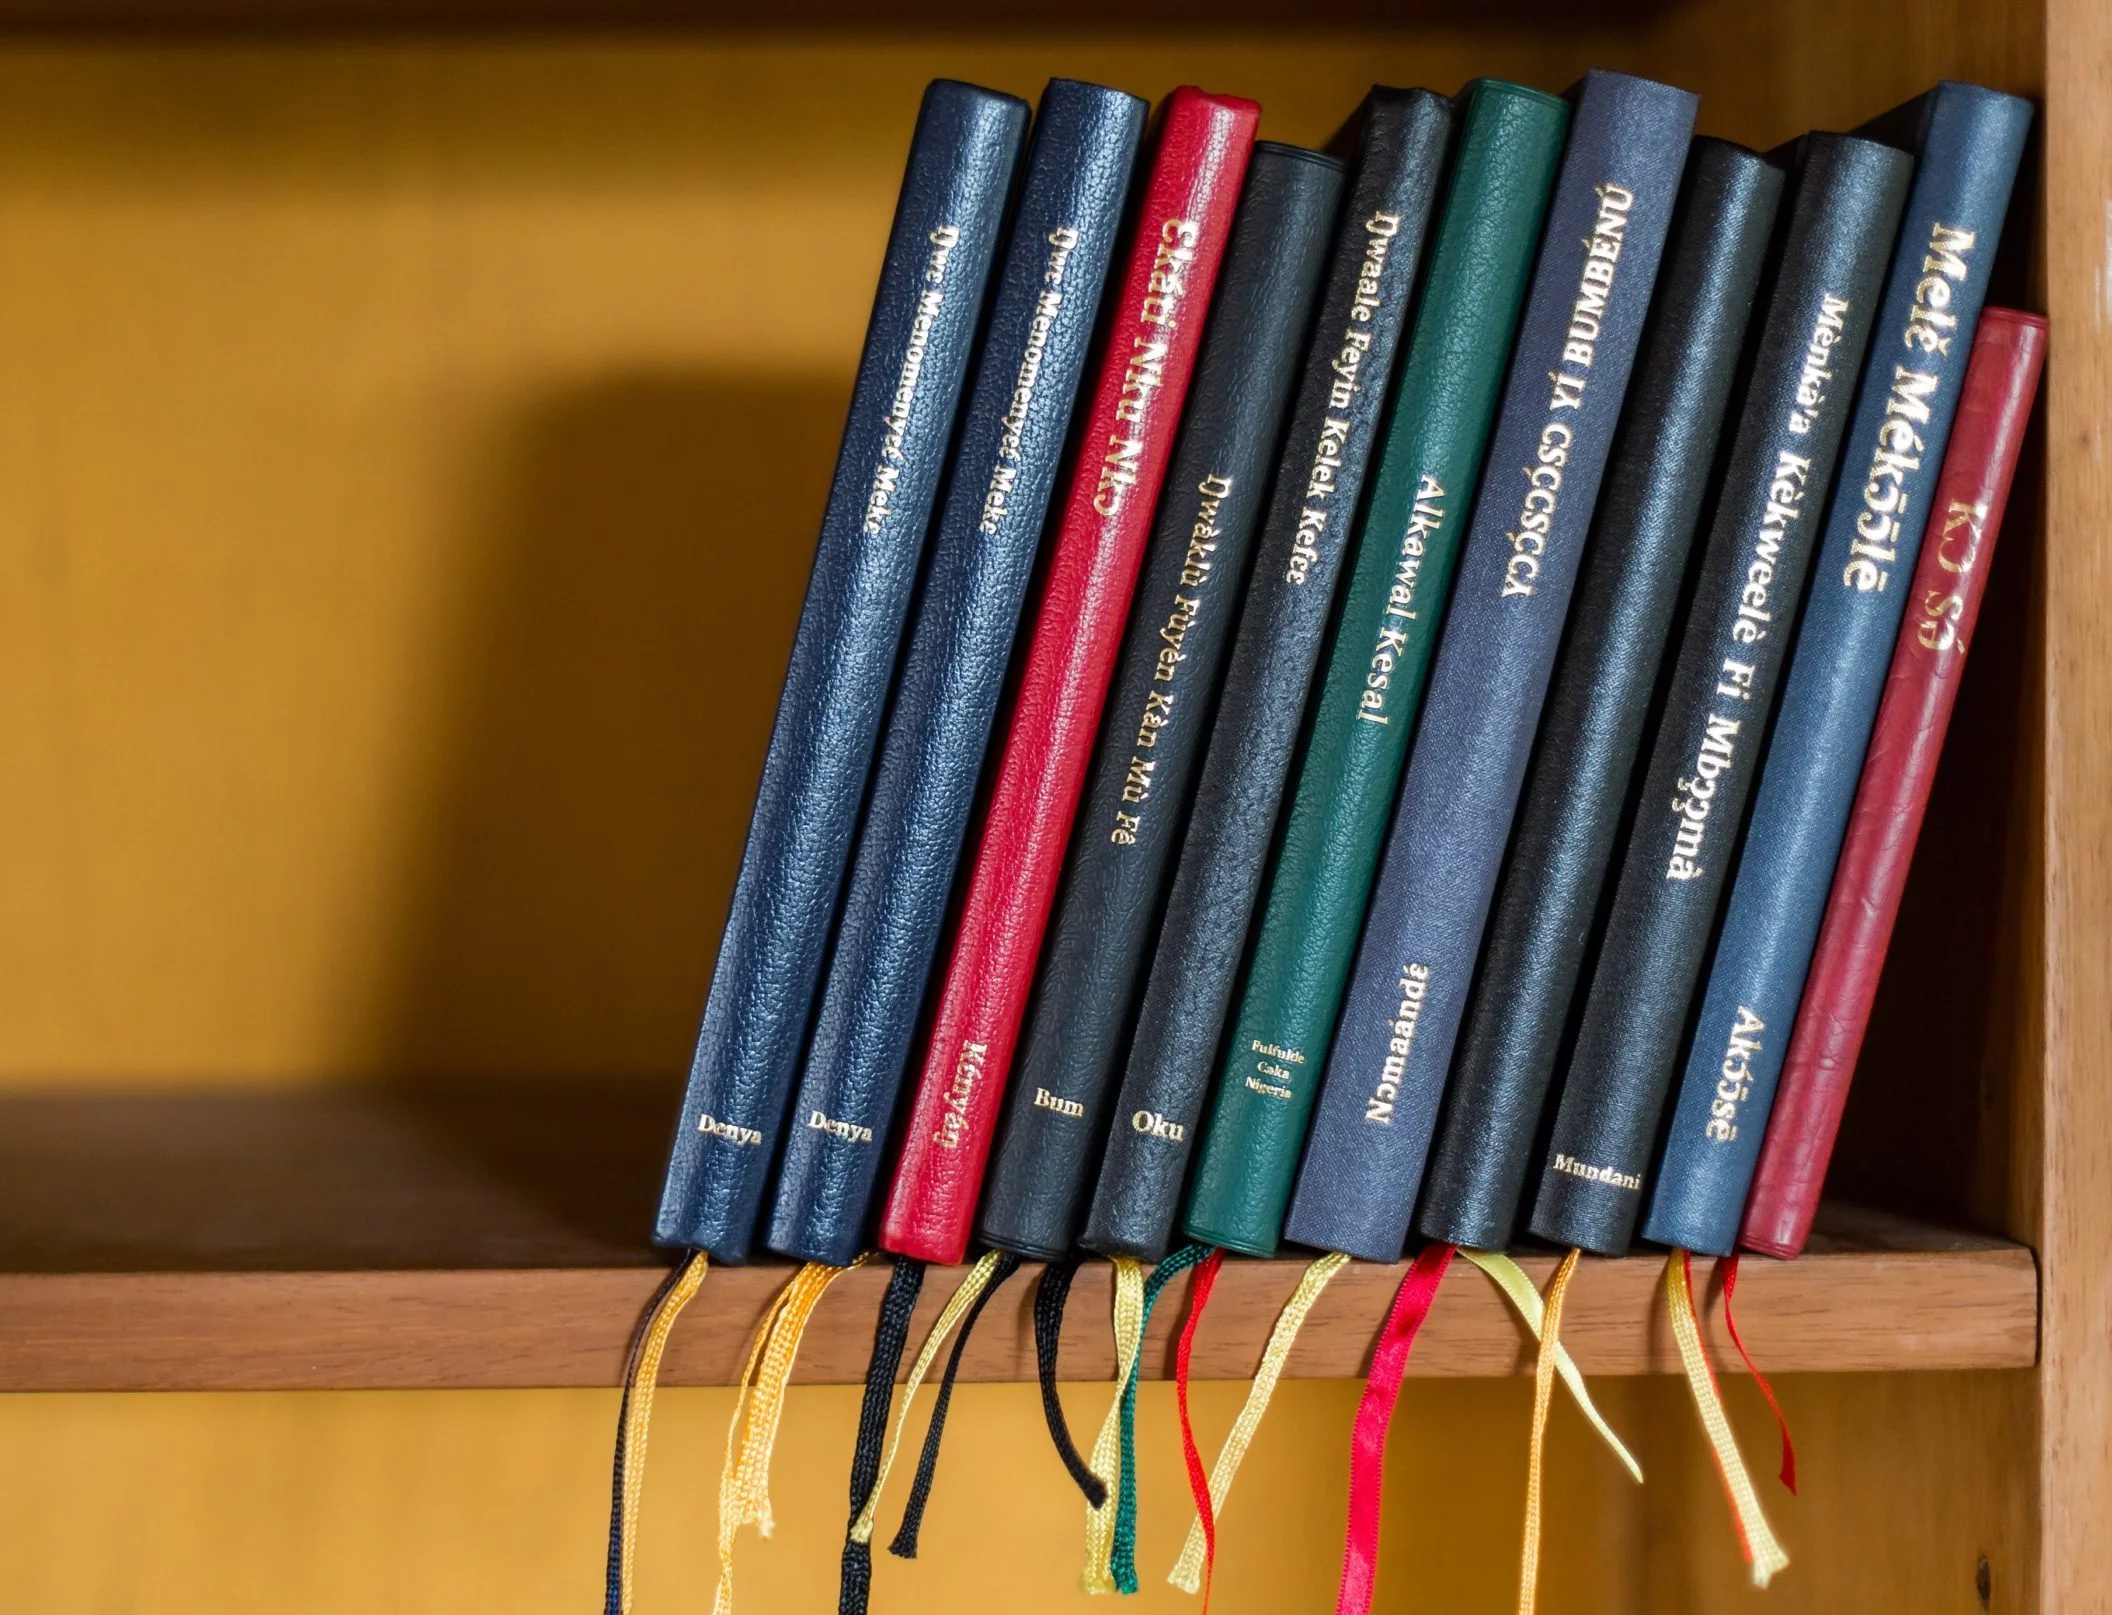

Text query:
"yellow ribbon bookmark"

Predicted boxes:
[[1168, 1251, 1349, 1594], [1517, 1248, 1580, 1615], [605, 1250, 709, 1615], [1458, 1250, 1641, 1482], [1666, 1251, 1789, 1588], [849, 1250, 1009, 1552], [1080, 1257, 1146, 1594], [712, 1257, 868, 1615]]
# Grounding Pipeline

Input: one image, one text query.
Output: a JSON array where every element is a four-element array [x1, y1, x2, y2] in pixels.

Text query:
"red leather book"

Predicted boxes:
[[879, 87, 1259, 1264], [1740, 307, 2046, 1259]]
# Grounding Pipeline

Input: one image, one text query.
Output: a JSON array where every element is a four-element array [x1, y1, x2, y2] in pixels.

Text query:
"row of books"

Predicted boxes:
[[654, 71, 2037, 1278]]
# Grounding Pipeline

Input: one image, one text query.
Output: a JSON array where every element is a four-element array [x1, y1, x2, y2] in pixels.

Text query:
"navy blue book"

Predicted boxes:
[[654, 80, 1029, 1260], [1282, 70, 1698, 1264], [1642, 83, 2031, 1257], [758, 81, 1145, 1267]]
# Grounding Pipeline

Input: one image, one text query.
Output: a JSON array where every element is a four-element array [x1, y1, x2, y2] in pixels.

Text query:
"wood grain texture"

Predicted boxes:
[[2040, 1, 2112, 1608], [0, 1093, 2035, 1390], [0, 1232, 2038, 1392]]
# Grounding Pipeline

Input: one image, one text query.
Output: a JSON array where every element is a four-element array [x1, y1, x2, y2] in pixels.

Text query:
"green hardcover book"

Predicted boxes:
[[1184, 79, 1569, 1255]]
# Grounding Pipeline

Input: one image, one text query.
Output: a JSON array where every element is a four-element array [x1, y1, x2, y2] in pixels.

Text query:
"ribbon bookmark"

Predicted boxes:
[[604, 1251, 709, 1615], [1034, 1257, 1107, 1508], [1171, 1250, 1352, 1597], [1720, 1254, 1797, 1492], [890, 1252, 1024, 1557], [840, 1258, 926, 1615], [1668, 1251, 1790, 1588], [850, 1250, 1013, 1558], [1333, 1243, 1453, 1615], [715, 1257, 869, 1615], [1079, 1257, 1146, 1594], [1458, 1250, 1642, 1482], [1113, 1245, 1214, 1592], [1516, 1248, 1580, 1615]]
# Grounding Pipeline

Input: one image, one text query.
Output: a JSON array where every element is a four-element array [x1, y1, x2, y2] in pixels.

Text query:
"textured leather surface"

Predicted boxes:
[[1741, 310, 2043, 1258], [1528, 132, 1914, 1258], [761, 82, 1147, 1267], [654, 81, 1026, 1259], [1079, 87, 1456, 1264], [877, 88, 1261, 1266], [975, 143, 1345, 1261], [1285, 70, 1699, 1265], [1184, 81, 1569, 1258], [1647, 86, 2032, 1256], [1414, 139, 1783, 1254]]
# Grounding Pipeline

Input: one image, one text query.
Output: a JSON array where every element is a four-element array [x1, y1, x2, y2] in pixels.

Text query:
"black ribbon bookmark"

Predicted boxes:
[[1032, 1256, 1107, 1508], [841, 1257, 926, 1615], [889, 1251, 1024, 1557]]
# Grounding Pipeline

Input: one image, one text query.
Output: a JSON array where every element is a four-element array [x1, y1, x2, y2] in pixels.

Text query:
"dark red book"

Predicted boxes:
[[1740, 307, 2046, 1259], [879, 87, 1259, 1264]]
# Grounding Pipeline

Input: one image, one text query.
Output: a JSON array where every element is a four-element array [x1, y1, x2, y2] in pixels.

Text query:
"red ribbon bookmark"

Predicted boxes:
[[1718, 1254, 1797, 1493], [1335, 1243, 1455, 1615], [1173, 1248, 1227, 1611]]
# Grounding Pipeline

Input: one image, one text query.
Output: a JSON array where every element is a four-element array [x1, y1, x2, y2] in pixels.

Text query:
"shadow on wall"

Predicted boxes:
[[363, 370, 850, 1252]]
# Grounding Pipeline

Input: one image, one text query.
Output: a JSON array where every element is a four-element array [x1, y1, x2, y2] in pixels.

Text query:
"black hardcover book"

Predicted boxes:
[[1415, 139, 1784, 1252], [1080, 86, 1456, 1263], [1530, 132, 1915, 1257], [976, 142, 1347, 1260]]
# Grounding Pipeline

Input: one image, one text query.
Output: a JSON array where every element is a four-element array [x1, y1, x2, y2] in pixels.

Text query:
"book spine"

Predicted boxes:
[[1642, 84, 2032, 1257], [1183, 81, 1570, 1258], [1079, 87, 1457, 1264], [1528, 133, 1914, 1257], [974, 143, 1345, 1261], [1414, 139, 1784, 1253], [1283, 70, 1698, 1265], [1738, 309, 2044, 1258], [762, 82, 1147, 1267], [653, 81, 1027, 1259], [877, 88, 1260, 1266]]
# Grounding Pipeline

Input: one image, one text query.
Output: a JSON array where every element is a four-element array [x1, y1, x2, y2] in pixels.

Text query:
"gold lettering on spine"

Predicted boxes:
[[1094, 219, 1200, 518], [1287, 213, 1401, 587], [1499, 183, 1633, 599], [1358, 475, 1445, 725], [863, 225, 961, 536], [1844, 223, 1979, 593], [980, 227, 1081, 535], [1108, 473, 1234, 847]]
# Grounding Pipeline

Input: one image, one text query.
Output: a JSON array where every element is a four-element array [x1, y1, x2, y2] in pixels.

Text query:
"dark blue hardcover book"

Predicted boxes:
[[760, 81, 1146, 1266], [1282, 69, 1698, 1264], [654, 80, 1029, 1260], [1642, 82, 2030, 1257]]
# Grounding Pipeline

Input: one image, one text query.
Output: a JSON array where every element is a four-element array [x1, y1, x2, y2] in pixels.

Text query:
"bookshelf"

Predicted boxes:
[[0, 0, 2102, 1609], [0, 1088, 2037, 1390]]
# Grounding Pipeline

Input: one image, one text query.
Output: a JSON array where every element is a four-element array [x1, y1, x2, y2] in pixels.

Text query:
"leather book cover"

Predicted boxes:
[[1183, 80, 1570, 1258], [762, 81, 1147, 1267], [974, 141, 1346, 1261], [653, 80, 1027, 1259], [1284, 69, 1698, 1265], [1079, 86, 1457, 1264], [877, 87, 1260, 1266], [1739, 308, 2043, 1259], [1414, 139, 1784, 1253], [1643, 84, 2031, 1258], [1528, 133, 1914, 1258]]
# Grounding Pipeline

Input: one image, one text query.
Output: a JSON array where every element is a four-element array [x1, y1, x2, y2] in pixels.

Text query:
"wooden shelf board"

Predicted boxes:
[[0, 1088, 2038, 1390], [0, 0, 1679, 33]]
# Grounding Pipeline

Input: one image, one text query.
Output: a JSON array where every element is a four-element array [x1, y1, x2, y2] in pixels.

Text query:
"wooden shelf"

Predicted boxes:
[[0, 1088, 2036, 1390], [0, 0, 1677, 32]]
